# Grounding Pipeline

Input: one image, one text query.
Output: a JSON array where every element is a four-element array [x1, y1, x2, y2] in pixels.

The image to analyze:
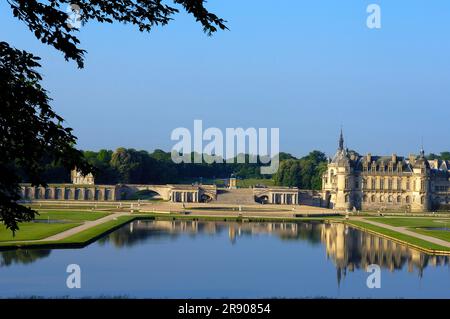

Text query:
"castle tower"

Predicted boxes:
[[411, 147, 431, 212], [322, 129, 358, 211]]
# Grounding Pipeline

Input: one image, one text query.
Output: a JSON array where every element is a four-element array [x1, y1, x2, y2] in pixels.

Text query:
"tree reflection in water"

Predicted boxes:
[[103, 220, 450, 280], [1, 220, 449, 281], [0, 249, 51, 267]]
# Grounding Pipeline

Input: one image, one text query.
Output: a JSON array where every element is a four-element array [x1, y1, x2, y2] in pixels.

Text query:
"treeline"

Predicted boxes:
[[428, 152, 450, 161], [274, 151, 328, 190], [24, 148, 328, 189], [24, 149, 450, 190]]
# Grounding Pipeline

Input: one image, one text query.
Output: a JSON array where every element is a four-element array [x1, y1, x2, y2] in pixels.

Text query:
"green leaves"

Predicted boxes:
[[6, 0, 227, 68], [0, 42, 91, 232], [274, 151, 327, 190]]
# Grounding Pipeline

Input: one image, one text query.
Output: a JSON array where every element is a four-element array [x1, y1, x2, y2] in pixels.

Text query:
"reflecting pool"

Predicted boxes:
[[0, 220, 449, 298]]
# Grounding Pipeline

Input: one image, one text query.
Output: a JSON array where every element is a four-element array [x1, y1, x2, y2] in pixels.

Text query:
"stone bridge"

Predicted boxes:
[[117, 184, 217, 202], [20, 183, 218, 203]]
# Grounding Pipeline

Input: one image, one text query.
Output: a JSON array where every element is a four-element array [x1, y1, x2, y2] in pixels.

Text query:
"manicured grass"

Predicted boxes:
[[237, 178, 275, 188], [367, 217, 450, 228], [58, 215, 139, 243], [28, 204, 118, 211], [410, 228, 450, 243], [0, 222, 81, 242], [0, 210, 109, 245], [35, 210, 110, 221], [347, 220, 450, 252]]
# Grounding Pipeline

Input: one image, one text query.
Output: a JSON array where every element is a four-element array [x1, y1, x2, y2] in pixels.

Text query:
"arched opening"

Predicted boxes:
[[85, 189, 93, 200], [74, 189, 81, 200], [371, 195, 376, 203], [286, 194, 293, 205], [255, 195, 269, 204], [24, 187, 31, 199], [128, 189, 162, 200], [397, 195, 401, 203], [64, 188, 72, 200], [105, 189, 111, 201], [274, 194, 282, 204], [55, 188, 63, 200], [405, 196, 411, 204], [34, 188, 41, 199], [45, 188, 52, 199], [200, 194, 213, 203]]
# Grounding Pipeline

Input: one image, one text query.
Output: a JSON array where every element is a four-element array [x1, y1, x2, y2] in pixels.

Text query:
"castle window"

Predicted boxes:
[[388, 179, 392, 190], [421, 180, 426, 191], [397, 179, 402, 191], [371, 179, 376, 190], [388, 195, 393, 203], [406, 178, 410, 191], [397, 195, 401, 203], [406, 196, 411, 204], [345, 178, 349, 189], [380, 179, 384, 190], [371, 195, 376, 202]]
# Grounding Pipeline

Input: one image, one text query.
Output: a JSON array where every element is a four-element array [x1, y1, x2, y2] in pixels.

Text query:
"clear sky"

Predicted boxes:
[[1, 0, 449, 158]]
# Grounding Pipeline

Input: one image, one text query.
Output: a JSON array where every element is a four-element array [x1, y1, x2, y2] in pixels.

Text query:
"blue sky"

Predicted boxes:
[[1, 0, 449, 157]]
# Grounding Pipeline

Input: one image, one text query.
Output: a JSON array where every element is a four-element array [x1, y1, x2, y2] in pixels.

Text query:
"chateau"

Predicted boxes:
[[322, 131, 450, 212]]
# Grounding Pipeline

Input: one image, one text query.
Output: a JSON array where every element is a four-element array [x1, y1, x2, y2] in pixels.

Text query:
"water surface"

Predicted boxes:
[[0, 220, 449, 298]]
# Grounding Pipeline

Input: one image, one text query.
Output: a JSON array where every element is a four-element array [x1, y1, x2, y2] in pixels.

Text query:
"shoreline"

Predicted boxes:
[[1, 207, 450, 255]]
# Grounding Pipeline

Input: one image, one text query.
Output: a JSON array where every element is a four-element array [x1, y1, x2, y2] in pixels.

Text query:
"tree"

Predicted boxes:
[[6, 0, 227, 68], [0, 42, 90, 232], [1, 1, 226, 232], [274, 151, 327, 190]]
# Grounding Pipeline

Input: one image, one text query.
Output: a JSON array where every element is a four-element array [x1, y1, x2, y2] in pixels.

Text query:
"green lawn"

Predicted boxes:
[[0, 210, 109, 244], [237, 178, 275, 188], [347, 220, 450, 252], [0, 222, 81, 242], [411, 228, 450, 242], [58, 215, 138, 243], [35, 210, 110, 221], [367, 217, 450, 228]]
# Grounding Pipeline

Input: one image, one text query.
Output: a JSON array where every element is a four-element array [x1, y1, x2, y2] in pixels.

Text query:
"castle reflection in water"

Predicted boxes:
[[2, 219, 449, 282], [117, 219, 450, 280]]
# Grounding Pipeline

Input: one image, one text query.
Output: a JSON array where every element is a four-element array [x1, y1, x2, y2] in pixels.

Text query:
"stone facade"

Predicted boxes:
[[71, 169, 95, 185], [20, 184, 116, 201], [322, 131, 450, 212]]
